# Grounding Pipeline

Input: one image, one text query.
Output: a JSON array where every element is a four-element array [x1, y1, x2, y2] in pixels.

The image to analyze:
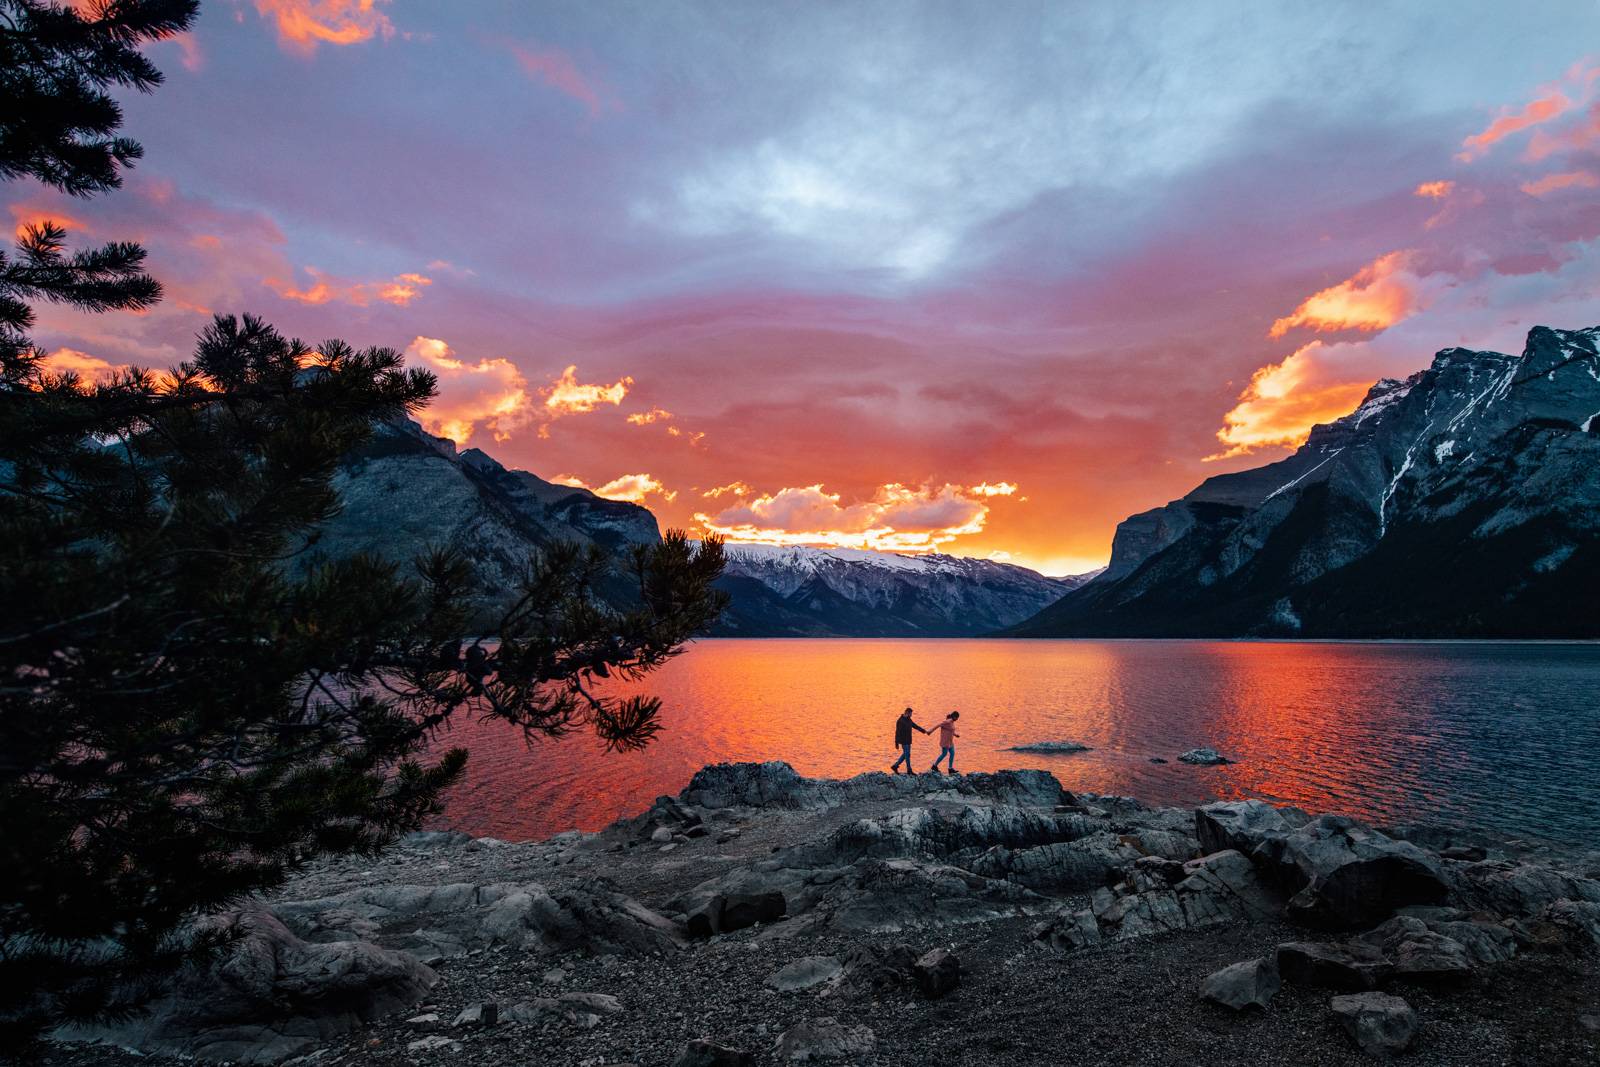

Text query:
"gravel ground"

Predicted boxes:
[[37, 785, 1600, 1067]]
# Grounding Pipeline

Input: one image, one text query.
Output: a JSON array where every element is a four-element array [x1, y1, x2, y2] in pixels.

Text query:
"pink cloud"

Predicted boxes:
[[1521, 169, 1600, 197], [1458, 93, 1572, 161], [1525, 102, 1600, 162], [506, 41, 621, 117]]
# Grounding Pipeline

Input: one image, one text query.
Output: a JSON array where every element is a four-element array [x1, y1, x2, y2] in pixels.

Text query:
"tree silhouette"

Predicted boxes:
[[0, 0, 727, 1044]]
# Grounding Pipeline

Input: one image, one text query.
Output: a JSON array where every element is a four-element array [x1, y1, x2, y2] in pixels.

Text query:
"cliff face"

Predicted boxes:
[[1013, 325, 1600, 637]]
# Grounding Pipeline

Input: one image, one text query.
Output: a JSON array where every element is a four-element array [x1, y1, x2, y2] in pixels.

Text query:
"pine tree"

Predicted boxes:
[[0, 0, 728, 1044]]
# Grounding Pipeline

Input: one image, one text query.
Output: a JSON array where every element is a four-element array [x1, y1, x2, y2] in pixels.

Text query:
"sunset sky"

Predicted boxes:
[[14, 0, 1600, 575]]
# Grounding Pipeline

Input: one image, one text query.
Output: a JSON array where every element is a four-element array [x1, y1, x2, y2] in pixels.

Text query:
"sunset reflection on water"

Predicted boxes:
[[426, 639, 1600, 842]]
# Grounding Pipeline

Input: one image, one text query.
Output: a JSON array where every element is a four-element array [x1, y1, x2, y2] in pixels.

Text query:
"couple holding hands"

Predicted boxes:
[[891, 706, 961, 775]]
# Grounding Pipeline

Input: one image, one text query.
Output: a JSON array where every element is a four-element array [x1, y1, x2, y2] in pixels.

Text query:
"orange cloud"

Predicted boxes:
[[10, 203, 87, 239], [265, 267, 432, 307], [1267, 251, 1421, 339], [555, 472, 676, 504], [1208, 342, 1375, 460], [507, 41, 621, 117], [251, 0, 396, 53], [1457, 93, 1571, 161], [1520, 169, 1600, 197], [1413, 180, 1454, 199], [37, 347, 128, 386], [696, 482, 1002, 553], [404, 336, 529, 447], [626, 407, 673, 425], [542, 364, 632, 416]]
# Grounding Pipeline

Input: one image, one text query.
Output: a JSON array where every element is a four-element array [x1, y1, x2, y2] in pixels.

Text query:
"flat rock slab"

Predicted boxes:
[[765, 956, 842, 992]]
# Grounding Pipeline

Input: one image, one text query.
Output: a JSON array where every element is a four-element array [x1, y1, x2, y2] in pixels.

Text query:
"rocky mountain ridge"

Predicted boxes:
[[1013, 324, 1600, 637], [710, 543, 1089, 637]]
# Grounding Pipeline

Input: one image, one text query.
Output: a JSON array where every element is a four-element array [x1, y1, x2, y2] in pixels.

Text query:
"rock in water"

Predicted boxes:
[[1178, 748, 1231, 765], [1004, 741, 1092, 754], [912, 948, 961, 998], [765, 957, 843, 992], [1330, 992, 1419, 1057], [1200, 957, 1281, 1010], [775, 1018, 877, 1062], [672, 1039, 755, 1067]]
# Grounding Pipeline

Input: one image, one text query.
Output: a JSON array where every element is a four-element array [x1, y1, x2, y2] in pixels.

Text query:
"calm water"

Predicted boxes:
[[426, 639, 1600, 843]]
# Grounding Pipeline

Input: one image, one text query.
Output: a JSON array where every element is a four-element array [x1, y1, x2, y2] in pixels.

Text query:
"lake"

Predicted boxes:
[[426, 639, 1600, 843]]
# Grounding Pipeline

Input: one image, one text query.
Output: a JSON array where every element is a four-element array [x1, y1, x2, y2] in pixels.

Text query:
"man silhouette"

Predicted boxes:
[[891, 707, 928, 774]]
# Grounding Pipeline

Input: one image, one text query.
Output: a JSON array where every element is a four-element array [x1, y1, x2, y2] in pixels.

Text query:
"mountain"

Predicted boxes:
[[1011, 324, 1600, 638], [708, 543, 1090, 636], [315, 418, 1079, 637], [309, 417, 659, 625]]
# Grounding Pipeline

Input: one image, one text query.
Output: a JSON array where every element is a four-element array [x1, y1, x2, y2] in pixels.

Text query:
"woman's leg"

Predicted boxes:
[[947, 745, 956, 774]]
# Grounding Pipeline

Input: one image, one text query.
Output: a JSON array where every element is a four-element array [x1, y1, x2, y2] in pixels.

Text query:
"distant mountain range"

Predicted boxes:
[[318, 418, 1085, 635], [709, 543, 1090, 636], [1009, 325, 1600, 638]]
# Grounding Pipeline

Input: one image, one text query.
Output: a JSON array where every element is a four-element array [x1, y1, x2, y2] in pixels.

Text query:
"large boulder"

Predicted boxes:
[[1276, 941, 1392, 990], [687, 889, 787, 937], [823, 943, 921, 998], [1448, 860, 1600, 918], [1330, 992, 1419, 1057], [1034, 849, 1279, 949], [272, 877, 683, 961], [1254, 815, 1449, 928], [60, 903, 436, 1064], [1543, 899, 1600, 947], [1195, 800, 1293, 856]]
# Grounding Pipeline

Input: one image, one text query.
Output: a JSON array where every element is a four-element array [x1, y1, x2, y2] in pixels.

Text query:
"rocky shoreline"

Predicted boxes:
[[48, 763, 1600, 1066]]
